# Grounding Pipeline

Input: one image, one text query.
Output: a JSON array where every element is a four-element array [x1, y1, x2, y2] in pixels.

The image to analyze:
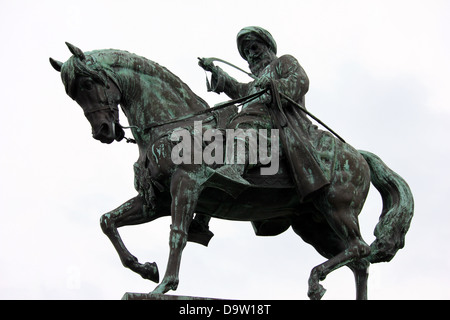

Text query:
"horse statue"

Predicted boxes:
[[49, 42, 413, 300]]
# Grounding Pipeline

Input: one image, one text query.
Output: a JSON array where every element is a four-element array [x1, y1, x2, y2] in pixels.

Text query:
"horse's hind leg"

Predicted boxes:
[[349, 260, 370, 300], [307, 175, 371, 299], [306, 210, 371, 300], [292, 208, 368, 300], [100, 195, 163, 283]]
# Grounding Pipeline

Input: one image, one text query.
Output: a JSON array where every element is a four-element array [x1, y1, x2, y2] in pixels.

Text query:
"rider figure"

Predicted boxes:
[[199, 26, 329, 198], [191, 26, 331, 242]]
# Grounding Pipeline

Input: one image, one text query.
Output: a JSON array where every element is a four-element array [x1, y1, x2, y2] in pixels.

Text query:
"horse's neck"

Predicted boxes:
[[117, 64, 209, 145]]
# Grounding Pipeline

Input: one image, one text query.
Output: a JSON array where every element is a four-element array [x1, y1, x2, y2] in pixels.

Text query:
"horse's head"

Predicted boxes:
[[50, 43, 125, 144]]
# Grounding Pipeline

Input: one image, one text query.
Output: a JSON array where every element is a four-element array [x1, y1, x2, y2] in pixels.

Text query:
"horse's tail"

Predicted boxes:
[[359, 150, 414, 264]]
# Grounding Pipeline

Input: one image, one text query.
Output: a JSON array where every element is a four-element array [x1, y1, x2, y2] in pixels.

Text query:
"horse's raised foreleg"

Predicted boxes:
[[152, 169, 203, 294], [100, 195, 162, 283]]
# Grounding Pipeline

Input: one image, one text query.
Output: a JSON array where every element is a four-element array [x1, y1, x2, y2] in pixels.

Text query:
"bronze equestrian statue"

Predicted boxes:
[[49, 28, 413, 299]]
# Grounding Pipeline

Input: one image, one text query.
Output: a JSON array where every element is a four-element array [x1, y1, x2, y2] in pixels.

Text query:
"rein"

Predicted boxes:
[[138, 89, 268, 133], [119, 57, 346, 144], [201, 57, 346, 143], [116, 88, 268, 144]]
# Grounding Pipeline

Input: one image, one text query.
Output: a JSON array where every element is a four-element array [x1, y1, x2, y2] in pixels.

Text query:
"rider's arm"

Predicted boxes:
[[198, 58, 250, 99], [210, 66, 250, 99]]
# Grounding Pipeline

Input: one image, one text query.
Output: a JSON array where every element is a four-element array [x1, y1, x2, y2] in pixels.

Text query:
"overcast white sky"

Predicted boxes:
[[1, 0, 449, 300]]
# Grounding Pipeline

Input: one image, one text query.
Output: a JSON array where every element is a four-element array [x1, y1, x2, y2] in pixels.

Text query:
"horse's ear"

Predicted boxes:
[[66, 42, 86, 60], [49, 57, 63, 72]]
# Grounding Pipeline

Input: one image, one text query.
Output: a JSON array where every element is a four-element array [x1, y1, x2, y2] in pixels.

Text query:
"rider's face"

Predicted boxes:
[[243, 40, 275, 76]]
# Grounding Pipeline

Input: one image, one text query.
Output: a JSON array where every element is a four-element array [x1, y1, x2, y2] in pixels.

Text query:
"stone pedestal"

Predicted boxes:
[[122, 292, 222, 300]]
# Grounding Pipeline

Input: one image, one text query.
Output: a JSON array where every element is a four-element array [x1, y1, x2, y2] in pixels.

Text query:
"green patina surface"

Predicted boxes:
[[50, 33, 413, 300]]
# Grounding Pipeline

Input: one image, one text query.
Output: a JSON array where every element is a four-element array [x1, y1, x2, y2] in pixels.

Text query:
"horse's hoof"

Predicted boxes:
[[308, 284, 327, 300], [140, 262, 159, 283], [151, 277, 179, 294]]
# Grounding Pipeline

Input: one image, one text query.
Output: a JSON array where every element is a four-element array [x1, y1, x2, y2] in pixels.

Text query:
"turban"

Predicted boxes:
[[237, 26, 277, 60]]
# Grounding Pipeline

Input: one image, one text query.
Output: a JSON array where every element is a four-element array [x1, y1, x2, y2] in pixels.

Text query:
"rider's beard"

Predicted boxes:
[[248, 54, 273, 77]]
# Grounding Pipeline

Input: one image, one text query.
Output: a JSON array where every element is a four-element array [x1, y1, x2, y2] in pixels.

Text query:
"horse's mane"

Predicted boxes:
[[61, 49, 207, 108]]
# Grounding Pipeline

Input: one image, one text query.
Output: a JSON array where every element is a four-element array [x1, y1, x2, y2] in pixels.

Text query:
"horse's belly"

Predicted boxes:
[[197, 186, 300, 221]]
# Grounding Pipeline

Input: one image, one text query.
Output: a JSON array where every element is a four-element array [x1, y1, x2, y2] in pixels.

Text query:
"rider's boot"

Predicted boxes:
[[188, 214, 214, 247]]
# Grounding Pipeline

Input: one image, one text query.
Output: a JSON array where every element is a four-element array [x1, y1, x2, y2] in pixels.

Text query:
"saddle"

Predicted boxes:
[[205, 127, 337, 199]]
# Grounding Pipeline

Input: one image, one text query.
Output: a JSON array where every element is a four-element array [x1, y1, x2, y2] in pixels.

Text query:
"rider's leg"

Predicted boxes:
[[190, 105, 273, 243]]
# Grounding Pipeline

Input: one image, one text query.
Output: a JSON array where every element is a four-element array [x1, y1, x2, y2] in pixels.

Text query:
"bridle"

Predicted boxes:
[[82, 79, 137, 143]]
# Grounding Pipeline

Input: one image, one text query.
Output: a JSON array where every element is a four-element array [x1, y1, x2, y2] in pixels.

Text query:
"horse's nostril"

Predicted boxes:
[[93, 123, 111, 140]]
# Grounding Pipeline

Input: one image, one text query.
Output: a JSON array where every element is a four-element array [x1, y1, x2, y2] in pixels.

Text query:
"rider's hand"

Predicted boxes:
[[255, 75, 271, 90], [198, 57, 216, 72]]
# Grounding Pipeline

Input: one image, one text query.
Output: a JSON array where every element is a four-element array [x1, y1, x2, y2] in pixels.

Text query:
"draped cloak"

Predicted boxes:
[[210, 54, 331, 202]]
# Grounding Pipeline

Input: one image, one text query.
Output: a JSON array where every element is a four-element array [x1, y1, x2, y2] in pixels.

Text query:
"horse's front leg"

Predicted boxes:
[[152, 169, 203, 294], [100, 195, 162, 283]]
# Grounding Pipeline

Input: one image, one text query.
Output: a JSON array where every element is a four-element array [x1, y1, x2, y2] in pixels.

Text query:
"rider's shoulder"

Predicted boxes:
[[277, 54, 300, 64], [275, 55, 302, 74]]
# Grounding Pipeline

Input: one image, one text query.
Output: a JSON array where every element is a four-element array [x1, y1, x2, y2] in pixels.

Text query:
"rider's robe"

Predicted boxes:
[[211, 54, 330, 202]]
